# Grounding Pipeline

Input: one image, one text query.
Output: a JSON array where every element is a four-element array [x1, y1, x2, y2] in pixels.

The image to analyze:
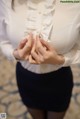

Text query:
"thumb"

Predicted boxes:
[[40, 39, 53, 51]]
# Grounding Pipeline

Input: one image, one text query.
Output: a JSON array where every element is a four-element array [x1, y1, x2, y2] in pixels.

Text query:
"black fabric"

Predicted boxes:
[[16, 62, 74, 112]]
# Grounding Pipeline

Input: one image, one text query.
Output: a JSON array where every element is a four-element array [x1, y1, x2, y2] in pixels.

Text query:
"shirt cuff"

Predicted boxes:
[[62, 56, 72, 67], [7, 48, 17, 61]]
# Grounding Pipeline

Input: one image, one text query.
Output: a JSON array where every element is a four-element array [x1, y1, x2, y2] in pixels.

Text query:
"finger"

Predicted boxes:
[[31, 51, 40, 63], [40, 38, 53, 51], [29, 55, 38, 64], [22, 34, 33, 54], [37, 51, 44, 63], [43, 46, 47, 50], [25, 54, 29, 60], [31, 38, 40, 63], [18, 33, 33, 49], [19, 35, 32, 58], [31, 42, 44, 63], [18, 38, 28, 49], [36, 36, 46, 55], [26, 33, 33, 47]]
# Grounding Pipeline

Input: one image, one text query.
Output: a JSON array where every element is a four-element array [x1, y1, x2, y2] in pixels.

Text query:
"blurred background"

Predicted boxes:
[[0, 51, 80, 119]]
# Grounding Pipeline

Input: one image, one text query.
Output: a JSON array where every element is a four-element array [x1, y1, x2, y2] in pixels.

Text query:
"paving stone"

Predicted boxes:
[[0, 77, 10, 87], [3, 84, 18, 93], [10, 77, 17, 85], [17, 117, 25, 119], [7, 101, 27, 117], [76, 114, 80, 119], [1, 94, 21, 104], [17, 117, 24, 119], [0, 104, 6, 112], [6, 117, 15, 119], [0, 90, 8, 99], [64, 98, 80, 119], [76, 94, 80, 105], [72, 86, 80, 95], [8, 117, 26, 119], [71, 66, 80, 84]]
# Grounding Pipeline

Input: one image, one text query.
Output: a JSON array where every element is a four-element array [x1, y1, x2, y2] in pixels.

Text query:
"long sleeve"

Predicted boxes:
[[0, 0, 15, 61]]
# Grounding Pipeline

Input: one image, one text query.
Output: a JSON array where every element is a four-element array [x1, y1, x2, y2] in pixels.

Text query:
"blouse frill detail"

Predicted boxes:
[[24, 0, 56, 41]]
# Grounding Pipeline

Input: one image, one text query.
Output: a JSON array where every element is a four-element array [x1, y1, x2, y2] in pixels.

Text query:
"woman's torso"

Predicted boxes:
[[5, 0, 80, 73]]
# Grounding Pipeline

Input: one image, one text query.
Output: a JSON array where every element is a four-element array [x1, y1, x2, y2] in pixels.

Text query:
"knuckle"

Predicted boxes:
[[19, 52, 24, 58], [27, 45, 31, 49]]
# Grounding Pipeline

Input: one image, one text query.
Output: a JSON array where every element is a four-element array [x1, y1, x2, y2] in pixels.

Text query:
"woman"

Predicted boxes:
[[0, 0, 80, 119]]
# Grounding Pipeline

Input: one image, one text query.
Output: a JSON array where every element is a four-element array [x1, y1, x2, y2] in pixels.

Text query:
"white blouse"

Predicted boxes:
[[0, 0, 80, 73]]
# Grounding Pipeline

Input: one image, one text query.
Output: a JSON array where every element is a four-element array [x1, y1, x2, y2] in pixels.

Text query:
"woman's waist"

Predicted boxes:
[[19, 60, 63, 74]]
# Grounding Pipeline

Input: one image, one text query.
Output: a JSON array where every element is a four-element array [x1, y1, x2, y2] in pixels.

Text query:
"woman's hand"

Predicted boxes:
[[13, 33, 33, 60], [30, 36, 65, 65], [28, 36, 40, 64]]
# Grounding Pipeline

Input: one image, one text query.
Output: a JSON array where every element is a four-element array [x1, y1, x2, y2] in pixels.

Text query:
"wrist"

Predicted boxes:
[[13, 49, 20, 61], [56, 55, 65, 65]]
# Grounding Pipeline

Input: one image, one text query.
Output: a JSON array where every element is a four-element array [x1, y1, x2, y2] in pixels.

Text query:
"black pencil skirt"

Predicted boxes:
[[16, 62, 73, 112]]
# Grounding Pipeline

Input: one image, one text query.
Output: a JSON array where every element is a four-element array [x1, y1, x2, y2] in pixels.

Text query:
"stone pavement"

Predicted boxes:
[[0, 52, 80, 119]]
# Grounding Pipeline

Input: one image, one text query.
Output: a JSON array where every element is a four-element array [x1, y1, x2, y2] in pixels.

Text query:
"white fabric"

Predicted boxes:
[[0, 0, 80, 73]]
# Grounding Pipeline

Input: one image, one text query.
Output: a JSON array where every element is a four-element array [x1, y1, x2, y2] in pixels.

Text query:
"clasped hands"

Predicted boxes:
[[13, 33, 65, 65]]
